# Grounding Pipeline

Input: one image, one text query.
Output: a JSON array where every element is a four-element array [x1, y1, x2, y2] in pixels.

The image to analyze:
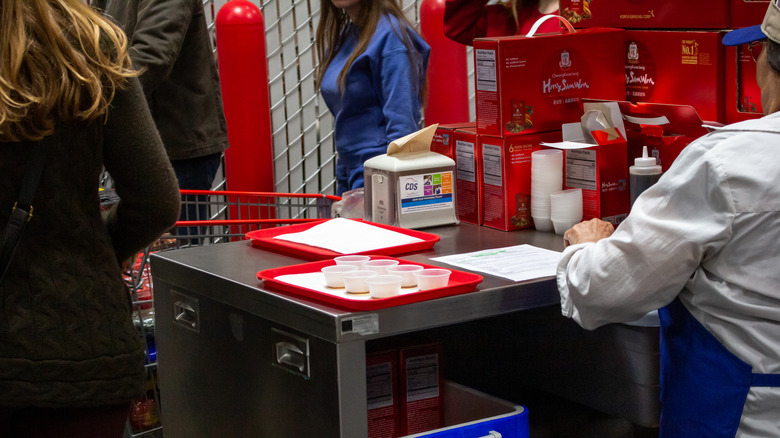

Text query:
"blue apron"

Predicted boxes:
[[658, 298, 780, 437]]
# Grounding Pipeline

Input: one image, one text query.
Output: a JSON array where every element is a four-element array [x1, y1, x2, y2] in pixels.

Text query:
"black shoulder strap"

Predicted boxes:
[[0, 137, 50, 284]]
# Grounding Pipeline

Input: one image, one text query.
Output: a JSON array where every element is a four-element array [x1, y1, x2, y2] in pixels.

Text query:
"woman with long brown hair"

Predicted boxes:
[[315, 0, 430, 196], [0, 0, 180, 436]]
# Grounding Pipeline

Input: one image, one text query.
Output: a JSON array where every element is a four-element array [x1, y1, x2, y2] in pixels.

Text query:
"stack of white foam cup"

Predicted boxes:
[[531, 149, 563, 232]]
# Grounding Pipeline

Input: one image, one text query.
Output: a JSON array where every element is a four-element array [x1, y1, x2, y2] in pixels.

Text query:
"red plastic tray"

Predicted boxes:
[[256, 256, 483, 311], [246, 219, 440, 260]]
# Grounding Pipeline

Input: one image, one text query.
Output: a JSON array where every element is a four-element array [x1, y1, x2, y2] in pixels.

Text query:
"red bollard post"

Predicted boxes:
[[216, 1, 274, 194], [420, 0, 470, 126]]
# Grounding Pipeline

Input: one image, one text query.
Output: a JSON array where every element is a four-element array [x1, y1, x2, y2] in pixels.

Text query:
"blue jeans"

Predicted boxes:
[[171, 153, 222, 243]]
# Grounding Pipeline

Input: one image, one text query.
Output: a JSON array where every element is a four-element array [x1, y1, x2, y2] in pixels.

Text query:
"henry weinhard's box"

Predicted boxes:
[[454, 127, 481, 225], [473, 28, 625, 138], [367, 350, 399, 438], [625, 30, 725, 123], [481, 131, 561, 231], [560, 0, 728, 29]]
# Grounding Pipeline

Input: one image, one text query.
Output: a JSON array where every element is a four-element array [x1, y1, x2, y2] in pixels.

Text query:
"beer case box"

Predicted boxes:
[[724, 44, 764, 124], [544, 101, 629, 225], [472, 27, 625, 138], [560, 0, 729, 29], [480, 131, 561, 231], [730, 0, 770, 29], [453, 127, 481, 225], [431, 122, 476, 159], [367, 350, 400, 438], [399, 343, 444, 436], [625, 30, 726, 123]]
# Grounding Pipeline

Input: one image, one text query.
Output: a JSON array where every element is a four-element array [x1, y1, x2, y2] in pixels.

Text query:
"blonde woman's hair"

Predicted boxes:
[[0, 0, 138, 142]]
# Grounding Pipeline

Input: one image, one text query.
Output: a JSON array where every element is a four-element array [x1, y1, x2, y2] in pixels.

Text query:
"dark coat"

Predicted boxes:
[[0, 78, 181, 407], [104, 0, 229, 160]]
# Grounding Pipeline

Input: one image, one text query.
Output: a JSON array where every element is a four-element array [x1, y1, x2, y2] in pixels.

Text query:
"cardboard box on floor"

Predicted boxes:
[[543, 101, 629, 225], [473, 17, 625, 137], [399, 343, 444, 436], [367, 350, 400, 438]]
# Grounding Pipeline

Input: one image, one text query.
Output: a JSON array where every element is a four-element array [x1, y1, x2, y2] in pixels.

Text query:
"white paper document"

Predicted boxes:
[[273, 218, 424, 254], [430, 244, 561, 282]]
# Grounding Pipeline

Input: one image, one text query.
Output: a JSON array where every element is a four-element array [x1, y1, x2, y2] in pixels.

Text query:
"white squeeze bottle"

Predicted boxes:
[[629, 146, 662, 207]]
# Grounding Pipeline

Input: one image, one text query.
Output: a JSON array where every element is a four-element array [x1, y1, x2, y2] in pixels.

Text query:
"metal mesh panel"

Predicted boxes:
[[205, 0, 475, 197]]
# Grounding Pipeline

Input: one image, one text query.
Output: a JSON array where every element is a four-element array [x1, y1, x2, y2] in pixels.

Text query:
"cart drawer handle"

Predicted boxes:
[[172, 292, 200, 333]]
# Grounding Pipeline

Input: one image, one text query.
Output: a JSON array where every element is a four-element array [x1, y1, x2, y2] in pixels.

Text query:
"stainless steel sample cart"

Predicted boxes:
[[150, 223, 659, 437]]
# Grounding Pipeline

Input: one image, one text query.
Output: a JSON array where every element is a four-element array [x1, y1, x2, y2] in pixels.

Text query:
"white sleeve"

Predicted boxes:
[[556, 138, 735, 330]]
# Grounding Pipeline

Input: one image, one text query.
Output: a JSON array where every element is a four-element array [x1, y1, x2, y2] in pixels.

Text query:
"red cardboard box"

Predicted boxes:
[[547, 102, 629, 224], [453, 127, 482, 225], [481, 131, 561, 231], [613, 100, 709, 173], [625, 30, 725, 123], [367, 350, 399, 438], [724, 44, 764, 124], [473, 27, 625, 137], [431, 122, 476, 159], [560, 0, 728, 29], [731, 0, 770, 29], [399, 343, 443, 436]]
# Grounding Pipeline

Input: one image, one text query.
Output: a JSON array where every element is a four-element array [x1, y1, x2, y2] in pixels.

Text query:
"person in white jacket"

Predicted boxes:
[[556, 2, 780, 437]]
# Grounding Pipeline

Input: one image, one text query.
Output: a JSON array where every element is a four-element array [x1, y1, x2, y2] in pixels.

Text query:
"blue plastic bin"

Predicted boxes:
[[403, 381, 529, 438]]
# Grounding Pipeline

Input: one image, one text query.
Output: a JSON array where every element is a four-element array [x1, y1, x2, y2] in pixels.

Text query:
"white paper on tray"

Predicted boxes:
[[430, 244, 561, 282], [272, 218, 424, 254]]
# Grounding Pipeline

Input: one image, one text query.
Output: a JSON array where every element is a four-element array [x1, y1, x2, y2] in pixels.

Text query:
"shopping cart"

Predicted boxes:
[[123, 190, 340, 437]]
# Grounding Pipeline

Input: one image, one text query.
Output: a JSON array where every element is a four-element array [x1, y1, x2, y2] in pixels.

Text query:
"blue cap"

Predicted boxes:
[[723, 25, 767, 46], [723, 0, 780, 46]]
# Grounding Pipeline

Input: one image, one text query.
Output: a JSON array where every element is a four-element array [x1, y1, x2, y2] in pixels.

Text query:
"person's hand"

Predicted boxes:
[[563, 218, 614, 248]]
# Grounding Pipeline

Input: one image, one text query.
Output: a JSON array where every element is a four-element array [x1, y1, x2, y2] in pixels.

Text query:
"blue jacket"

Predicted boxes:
[[321, 15, 430, 195]]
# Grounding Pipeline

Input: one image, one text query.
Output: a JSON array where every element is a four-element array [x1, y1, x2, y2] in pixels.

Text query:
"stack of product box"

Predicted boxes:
[[560, 0, 767, 123], [436, 0, 766, 231], [446, 22, 627, 230], [367, 343, 444, 438]]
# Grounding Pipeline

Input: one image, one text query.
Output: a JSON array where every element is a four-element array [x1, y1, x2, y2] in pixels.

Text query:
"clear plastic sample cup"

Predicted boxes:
[[321, 265, 359, 288], [366, 275, 403, 299], [362, 259, 400, 275], [334, 255, 370, 269], [341, 270, 378, 294], [385, 264, 424, 287], [413, 268, 452, 291]]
